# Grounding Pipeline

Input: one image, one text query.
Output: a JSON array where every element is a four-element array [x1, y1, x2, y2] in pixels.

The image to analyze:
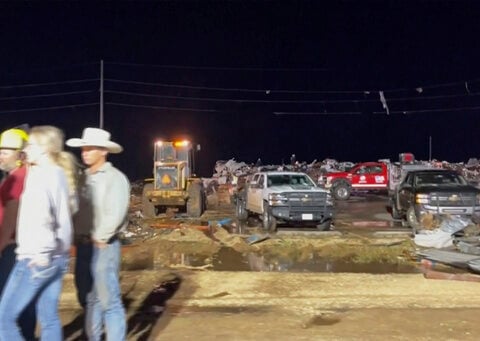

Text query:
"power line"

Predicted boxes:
[[0, 102, 99, 114], [104, 89, 480, 105], [105, 102, 219, 112], [2, 62, 99, 77], [0, 90, 94, 101], [0, 78, 99, 90], [373, 105, 480, 115], [106, 61, 329, 72], [105, 78, 365, 94], [274, 111, 361, 116], [105, 90, 345, 103], [105, 62, 480, 94], [105, 76, 480, 97]]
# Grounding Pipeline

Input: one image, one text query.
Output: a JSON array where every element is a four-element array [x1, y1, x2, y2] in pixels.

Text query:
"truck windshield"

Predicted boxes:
[[267, 174, 314, 187], [415, 172, 467, 186]]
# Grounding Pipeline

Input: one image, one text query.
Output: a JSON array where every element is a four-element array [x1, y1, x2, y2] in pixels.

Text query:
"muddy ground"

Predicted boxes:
[[58, 190, 480, 340]]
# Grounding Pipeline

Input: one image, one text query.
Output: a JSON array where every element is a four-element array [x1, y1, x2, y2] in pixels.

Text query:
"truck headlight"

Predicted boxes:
[[268, 193, 288, 206], [415, 194, 429, 204]]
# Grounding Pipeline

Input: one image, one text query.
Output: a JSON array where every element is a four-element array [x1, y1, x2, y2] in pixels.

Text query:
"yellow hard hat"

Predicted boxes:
[[0, 128, 29, 149]]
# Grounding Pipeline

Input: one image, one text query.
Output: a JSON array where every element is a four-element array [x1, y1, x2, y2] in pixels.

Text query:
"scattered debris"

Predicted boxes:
[[417, 249, 480, 268], [246, 234, 270, 245], [423, 269, 480, 282]]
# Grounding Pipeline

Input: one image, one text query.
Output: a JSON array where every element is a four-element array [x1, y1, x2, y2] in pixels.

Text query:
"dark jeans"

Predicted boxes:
[[0, 244, 37, 340], [74, 240, 94, 309]]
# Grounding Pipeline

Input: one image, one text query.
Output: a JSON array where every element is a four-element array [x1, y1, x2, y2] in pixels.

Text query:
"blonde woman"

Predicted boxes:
[[0, 126, 77, 341]]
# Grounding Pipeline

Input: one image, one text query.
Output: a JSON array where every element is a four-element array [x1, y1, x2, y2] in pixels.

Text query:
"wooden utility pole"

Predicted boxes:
[[100, 60, 104, 128], [429, 135, 432, 161]]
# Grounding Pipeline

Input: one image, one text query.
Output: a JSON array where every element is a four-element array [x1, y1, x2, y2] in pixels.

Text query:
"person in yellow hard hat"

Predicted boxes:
[[0, 127, 36, 340]]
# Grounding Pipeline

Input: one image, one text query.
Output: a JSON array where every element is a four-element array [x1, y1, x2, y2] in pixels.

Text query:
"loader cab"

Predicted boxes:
[[153, 140, 193, 190]]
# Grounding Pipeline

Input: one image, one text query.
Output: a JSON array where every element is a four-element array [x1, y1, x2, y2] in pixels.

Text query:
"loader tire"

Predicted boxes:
[[142, 183, 156, 218], [187, 181, 205, 218]]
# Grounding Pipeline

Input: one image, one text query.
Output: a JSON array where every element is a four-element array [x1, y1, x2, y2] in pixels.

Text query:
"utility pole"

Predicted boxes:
[[99, 60, 104, 129], [429, 135, 432, 161]]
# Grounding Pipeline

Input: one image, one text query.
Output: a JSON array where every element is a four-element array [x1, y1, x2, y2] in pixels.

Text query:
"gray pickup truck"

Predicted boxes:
[[235, 171, 334, 232]]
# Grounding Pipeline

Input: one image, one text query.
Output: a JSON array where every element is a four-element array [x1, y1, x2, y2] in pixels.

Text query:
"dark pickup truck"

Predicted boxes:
[[390, 169, 480, 232]]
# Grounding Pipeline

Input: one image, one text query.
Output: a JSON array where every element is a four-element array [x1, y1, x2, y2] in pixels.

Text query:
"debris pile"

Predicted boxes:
[[203, 157, 480, 188]]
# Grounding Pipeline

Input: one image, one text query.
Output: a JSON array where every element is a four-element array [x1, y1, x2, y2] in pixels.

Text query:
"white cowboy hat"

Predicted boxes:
[[66, 127, 123, 154]]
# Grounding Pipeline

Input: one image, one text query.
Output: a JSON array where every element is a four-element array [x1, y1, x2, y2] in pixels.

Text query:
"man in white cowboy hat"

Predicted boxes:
[[66, 127, 130, 341]]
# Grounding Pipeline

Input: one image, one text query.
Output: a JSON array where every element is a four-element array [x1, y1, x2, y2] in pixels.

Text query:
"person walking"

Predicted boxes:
[[0, 128, 37, 340], [66, 127, 130, 341], [0, 125, 77, 341]]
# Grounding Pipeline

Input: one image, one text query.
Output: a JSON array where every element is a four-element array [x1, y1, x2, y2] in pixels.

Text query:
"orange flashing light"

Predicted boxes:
[[174, 140, 190, 147]]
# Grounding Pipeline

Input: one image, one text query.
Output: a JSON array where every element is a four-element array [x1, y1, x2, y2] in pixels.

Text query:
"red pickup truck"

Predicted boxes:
[[321, 153, 431, 200], [322, 162, 389, 200]]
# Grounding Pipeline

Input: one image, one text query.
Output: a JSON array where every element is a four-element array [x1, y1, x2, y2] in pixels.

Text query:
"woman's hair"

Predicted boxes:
[[29, 126, 79, 195]]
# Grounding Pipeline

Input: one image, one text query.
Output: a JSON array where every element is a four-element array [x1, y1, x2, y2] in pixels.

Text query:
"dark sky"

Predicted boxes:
[[1, 1, 480, 179]]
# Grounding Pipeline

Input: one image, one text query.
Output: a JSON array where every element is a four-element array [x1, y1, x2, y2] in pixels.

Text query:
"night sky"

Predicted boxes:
[[1, 1, 480, 180]]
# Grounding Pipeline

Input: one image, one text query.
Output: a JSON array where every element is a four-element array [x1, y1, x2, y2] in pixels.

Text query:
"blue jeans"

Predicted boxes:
[[0, 244, 37, 341], [86, 239, 125, 341], [0, 255, 68, 341]]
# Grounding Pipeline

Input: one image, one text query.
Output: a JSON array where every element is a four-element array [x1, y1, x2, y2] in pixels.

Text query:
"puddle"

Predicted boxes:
[[160, 247, 420, 274]]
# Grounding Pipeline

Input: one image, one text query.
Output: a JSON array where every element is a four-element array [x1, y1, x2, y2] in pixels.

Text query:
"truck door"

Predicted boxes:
[[352, 164, 387, 189], [398, 173, 415, 209], [368, 165, 387, 188], [246, 174, 264, 213]]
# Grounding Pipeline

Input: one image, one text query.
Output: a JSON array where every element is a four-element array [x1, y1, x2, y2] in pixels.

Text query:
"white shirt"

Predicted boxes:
[[16, 164, 73, 263]]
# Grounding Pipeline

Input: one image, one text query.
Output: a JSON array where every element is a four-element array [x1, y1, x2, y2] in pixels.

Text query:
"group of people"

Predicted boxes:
[[0, 125, 130, 341]]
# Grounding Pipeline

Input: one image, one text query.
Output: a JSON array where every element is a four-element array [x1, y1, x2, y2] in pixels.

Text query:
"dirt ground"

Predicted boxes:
[[56, 191, 480, 340], [59, 270, 480, 340]]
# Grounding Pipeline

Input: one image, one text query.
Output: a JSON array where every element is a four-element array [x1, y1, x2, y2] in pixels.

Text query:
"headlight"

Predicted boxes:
[[268, 193, 288, 206], [416, 193, 429, 204], [326, 176, 333, 184]]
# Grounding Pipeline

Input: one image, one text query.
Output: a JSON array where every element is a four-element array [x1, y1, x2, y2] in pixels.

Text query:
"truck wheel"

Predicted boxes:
[[390, 196, 402, 220], [262, 202, 277, 232], [332, 182, 351, 200], [316, 219, 332, 231], [187, 182, 205, 218], [406, 206, 421, 233], [235, 197, 248, 221], [142, 183, 156, 218]]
